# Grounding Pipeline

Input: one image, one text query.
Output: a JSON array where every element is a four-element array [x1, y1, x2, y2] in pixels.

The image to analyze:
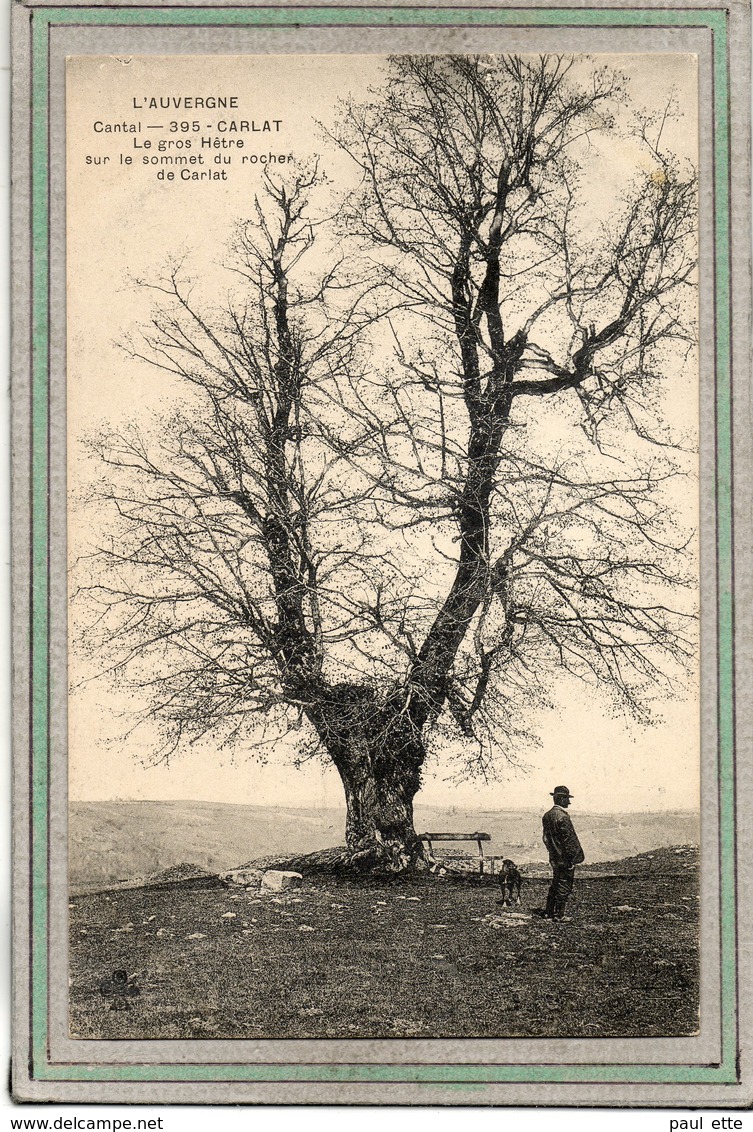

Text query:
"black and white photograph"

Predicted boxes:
[[64, 50, 703, 1045]]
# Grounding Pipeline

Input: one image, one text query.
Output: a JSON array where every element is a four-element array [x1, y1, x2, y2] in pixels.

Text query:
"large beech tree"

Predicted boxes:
[[79, 56, 697, 868]]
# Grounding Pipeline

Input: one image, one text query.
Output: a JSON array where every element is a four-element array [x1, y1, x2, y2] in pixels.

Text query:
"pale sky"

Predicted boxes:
[[66, 53, 700, 814]]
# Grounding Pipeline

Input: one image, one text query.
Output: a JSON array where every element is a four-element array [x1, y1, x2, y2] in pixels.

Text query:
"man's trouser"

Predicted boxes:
[[545, 864, 575, 918]]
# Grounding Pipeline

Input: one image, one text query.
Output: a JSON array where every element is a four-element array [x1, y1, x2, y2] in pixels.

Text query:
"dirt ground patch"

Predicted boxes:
[[69, 854, 698, 1040]]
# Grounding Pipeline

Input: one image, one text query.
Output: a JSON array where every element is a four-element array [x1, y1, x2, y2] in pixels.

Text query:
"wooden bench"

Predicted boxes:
[[419, 832, 491, 874]]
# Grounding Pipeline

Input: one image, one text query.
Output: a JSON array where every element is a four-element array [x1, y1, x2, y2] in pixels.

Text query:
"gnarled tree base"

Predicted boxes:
[[245, 841, 434, 877]]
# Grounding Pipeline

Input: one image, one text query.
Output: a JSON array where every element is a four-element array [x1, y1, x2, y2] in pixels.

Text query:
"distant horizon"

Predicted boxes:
[[70, 796, 701, 816]]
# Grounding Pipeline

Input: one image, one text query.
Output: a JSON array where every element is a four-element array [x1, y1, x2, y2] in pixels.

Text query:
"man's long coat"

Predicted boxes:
[[542, 805, 585, 867]]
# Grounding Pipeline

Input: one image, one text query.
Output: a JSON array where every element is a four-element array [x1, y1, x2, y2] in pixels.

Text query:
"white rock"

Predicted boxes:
[[261, 870, 303, 892], [221, 911, 237, 919]]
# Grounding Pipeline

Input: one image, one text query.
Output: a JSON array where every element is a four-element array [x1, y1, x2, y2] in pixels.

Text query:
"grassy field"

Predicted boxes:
[[69, 847, 698, 1040]]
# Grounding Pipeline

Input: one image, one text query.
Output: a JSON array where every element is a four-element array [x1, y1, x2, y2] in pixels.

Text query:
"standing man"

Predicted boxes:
[[542, 786, 585, 921]]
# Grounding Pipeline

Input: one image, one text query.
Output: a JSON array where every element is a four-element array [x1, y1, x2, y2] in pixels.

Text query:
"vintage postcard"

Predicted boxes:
[[11, 0, 753, 1107]]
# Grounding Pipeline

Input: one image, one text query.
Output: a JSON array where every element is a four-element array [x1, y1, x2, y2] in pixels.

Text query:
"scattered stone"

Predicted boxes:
[[261, 870, 303, 892], [186, 932, 206, 940], [221, 912, 237, 919], [223, 868, 264, 889], [615, 905, 638, 912], [298, 924, 315, 932]]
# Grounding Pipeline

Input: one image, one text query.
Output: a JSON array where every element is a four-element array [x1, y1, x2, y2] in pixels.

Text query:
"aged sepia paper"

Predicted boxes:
[[11, 0, 753, 1107]]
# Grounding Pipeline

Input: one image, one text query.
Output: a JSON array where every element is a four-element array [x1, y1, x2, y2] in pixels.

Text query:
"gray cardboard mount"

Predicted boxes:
[[10, 0, 753, 1106]]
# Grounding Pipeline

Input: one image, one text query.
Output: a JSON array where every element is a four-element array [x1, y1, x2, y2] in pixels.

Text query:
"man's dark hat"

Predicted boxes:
[[550, 785, 574, 798]]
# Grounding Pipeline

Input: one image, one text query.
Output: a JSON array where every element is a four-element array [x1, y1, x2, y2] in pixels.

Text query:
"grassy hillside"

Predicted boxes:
[[69, 800, 700, 891]]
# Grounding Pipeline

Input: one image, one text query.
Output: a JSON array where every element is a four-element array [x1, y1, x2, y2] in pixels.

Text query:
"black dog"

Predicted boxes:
[[498, 859, 523, 906]]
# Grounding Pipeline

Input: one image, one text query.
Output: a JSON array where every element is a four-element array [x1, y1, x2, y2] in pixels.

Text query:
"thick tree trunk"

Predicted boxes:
[[337, 748, 422, 864], [307, 683, 429, 870]]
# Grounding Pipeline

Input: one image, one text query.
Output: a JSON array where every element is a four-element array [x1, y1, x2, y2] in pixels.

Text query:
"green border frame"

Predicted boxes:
[[27, 4, 737, 1087]]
